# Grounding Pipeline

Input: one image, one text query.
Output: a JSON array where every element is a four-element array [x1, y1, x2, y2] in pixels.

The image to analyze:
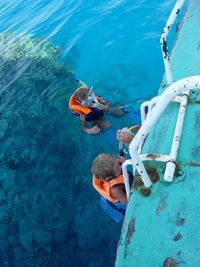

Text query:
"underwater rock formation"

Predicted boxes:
[[0, 31, 75, 265], [0, 32, 120, 267]]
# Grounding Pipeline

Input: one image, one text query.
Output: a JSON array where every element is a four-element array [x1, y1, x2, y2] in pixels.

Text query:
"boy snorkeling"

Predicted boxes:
[[69, 80, 129, 135], [75, 86, 111, 134], [69, 86, 111, 134]]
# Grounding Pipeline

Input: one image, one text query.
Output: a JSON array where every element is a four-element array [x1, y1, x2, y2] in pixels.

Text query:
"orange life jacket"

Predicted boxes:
[[69, 86, 92, 115], [69, 94, 92, 115], [93, 174, 125, 202]]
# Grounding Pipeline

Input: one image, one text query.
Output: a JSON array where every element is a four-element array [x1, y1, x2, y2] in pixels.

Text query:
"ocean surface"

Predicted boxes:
[[0, 0, 184, 266]]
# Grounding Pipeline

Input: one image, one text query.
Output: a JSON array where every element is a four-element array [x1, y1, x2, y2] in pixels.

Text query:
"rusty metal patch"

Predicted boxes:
[[186, 161, 200, 167], [124, 217, 135, 258], [162, 257, 179, 267], [146, 153, 161, 160], [176, 218, 185, 226], [173, 232, 182, 241]]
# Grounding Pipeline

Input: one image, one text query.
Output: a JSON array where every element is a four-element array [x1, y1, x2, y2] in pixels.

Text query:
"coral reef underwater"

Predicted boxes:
[[0, 32, 121, 267]]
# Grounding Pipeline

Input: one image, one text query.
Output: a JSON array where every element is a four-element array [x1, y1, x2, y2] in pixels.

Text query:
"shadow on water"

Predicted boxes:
[[0, 32, 123, 267], [94, 63, 150, 103]]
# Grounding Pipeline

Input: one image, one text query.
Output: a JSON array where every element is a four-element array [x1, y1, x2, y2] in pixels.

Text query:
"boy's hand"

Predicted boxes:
[[98, 103, 109, 110], [80, 113, 86, 121], [118, 156, 126, 165], [116, 129, 135, 146], [97, 97, 110, 105], [80, 113, 100, 135], [89, 125, 101, 134]]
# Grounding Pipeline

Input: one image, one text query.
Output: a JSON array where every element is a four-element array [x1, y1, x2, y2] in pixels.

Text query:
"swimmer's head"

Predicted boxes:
[[75, 87, 88, 102]]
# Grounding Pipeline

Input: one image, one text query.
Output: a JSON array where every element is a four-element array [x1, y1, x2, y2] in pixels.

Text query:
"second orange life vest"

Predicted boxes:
[[93, 174, 125, 202]]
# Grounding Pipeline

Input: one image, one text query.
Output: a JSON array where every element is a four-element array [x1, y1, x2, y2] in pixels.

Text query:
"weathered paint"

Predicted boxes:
[[116, 0, 200, 266], [127, 76, 200, 187], [160, 0, 186, 84]]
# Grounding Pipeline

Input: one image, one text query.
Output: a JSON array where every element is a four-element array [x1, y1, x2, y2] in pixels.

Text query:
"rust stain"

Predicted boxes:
[[173, 232, 182, 241], [175, 135, 179, 142], [162, 257, 179, 267], [133, 177, 144, 188], [156, 203, 165, 214], [124, 217, 135, 258], [188, 100, 200, 104], [176, 218, 185, 226], [156, 192, 168, 214], [146, 166, 159, 181], [161, 83, 167, 88], [133, 165, 158, 197], [125, 217, 135, 247], [186, 161, 200, 167], [177, 251, 186, 265], [139, 187, 151, 196], [146, 154, 161, 160]]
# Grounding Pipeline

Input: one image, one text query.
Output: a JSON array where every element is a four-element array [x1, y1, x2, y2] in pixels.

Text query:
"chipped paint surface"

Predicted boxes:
[[116, 0, 200, 266]]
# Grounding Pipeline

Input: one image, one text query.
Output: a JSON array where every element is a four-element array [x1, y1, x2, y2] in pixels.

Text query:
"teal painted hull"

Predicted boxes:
[[116, 0, 200, 266]]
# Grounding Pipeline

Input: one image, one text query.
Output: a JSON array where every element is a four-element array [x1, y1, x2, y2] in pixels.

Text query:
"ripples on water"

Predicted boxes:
[[0, 0, 183, 266]]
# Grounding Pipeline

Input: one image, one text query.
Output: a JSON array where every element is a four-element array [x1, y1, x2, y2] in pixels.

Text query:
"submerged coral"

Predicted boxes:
[[0, 32, 77, 265], [0, 31, 120, 267], [0, 32, 61, 61]]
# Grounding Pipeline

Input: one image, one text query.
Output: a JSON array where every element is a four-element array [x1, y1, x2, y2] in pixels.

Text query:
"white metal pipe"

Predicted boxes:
[[168, 93, 189, 160], [140, 101, 149, 124], [173, 96, 184, 103], [129, 76, 200, 187], [133, 152, 152, 188], [140, 96, 159, 124], [164, 93, 189, 181], [160, 0, 186, 84], [122, 160, 135, 200], [164, 162, 176, 182]]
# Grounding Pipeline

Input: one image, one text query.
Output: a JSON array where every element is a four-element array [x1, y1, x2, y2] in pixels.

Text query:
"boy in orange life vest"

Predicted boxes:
[[71, 86, 110, 135], [92, 130, 135, 205], [92, 154, 128, 205]]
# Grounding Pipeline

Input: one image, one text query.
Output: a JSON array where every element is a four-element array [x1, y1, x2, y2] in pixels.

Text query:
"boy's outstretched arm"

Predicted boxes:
[[80, 113, 101, 134], [110, 186, 128, 205], [97, 97, 110, 107]]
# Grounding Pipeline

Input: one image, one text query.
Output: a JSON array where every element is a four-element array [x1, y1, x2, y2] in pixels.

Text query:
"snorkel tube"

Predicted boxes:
[[75, 79, 88, 89]]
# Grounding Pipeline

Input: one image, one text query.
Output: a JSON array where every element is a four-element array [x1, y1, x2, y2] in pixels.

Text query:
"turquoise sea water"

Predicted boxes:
[[0, 0, 183, 266]]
